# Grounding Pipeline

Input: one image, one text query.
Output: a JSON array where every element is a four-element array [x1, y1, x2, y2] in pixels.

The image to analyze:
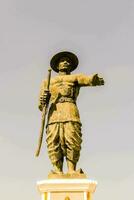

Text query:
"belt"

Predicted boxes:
[[57, 97, 75, 103]]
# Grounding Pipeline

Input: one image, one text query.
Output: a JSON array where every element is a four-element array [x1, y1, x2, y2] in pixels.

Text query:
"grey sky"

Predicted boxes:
[[0, 0, 134, 200]]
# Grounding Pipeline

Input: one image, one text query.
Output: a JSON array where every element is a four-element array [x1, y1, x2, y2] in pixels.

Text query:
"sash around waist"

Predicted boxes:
[[56, 96, 75, 103]]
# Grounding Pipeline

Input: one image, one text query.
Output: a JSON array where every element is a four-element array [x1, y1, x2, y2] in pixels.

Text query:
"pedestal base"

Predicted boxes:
[[37, 179, 97, 200]]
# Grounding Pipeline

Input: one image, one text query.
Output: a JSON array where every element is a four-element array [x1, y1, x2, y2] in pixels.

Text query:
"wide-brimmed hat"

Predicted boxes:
[[50, 51, 79, 72]]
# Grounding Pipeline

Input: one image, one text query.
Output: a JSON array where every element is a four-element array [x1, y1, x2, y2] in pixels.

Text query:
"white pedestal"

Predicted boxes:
[[37, 179, 97, 200]]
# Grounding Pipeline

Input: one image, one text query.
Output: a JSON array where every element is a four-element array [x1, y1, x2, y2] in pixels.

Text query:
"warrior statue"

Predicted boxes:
[[37, 51, 104, 175]]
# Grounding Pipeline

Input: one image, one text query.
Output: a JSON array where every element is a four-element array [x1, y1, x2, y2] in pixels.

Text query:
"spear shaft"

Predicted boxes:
[[35, 68, 51, 157]]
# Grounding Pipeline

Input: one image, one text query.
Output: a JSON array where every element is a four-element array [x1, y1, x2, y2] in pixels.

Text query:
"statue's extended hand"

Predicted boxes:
[[92, 74, 104, 86]]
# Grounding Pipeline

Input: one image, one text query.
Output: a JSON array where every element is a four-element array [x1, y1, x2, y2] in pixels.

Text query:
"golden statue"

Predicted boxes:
[[36, 51, 104, 176]]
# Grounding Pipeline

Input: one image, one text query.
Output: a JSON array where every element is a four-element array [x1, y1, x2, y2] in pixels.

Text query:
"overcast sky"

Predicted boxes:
[[0, 0, 134, 200]]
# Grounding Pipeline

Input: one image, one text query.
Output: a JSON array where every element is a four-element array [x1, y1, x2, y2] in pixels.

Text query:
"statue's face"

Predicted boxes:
[[58, 57, 71, 72]]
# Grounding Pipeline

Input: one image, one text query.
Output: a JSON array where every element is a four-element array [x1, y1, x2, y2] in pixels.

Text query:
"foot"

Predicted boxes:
[[76, 168, 84, 174], [50, 169, 63, 175], [67, 170, 76, 175], [67, 166, 84, 175]]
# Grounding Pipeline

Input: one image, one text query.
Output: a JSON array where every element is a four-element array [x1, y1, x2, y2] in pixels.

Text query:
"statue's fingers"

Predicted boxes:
[[92, 74, 98, 83], [93, 73, 98, 79], [100, 79, 104, 85], [95, 73, 98, 76]]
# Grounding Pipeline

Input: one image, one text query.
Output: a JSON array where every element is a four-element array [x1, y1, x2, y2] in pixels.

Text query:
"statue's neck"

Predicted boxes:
[[58, 71, 71, 75]]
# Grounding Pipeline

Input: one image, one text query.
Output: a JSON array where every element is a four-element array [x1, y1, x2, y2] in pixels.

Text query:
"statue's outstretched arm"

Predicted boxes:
[[76, 73, 104, 87]]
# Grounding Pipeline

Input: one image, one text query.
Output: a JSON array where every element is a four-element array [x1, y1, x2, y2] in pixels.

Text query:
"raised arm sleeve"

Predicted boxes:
[[76, 74, 94, 87]]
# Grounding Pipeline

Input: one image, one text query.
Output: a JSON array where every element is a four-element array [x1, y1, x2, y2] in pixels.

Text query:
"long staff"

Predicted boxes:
[[35, 68, 51, 157]]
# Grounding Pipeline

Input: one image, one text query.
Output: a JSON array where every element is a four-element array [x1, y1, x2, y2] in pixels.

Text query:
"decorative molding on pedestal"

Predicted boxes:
[[37, 179, 97, 200]]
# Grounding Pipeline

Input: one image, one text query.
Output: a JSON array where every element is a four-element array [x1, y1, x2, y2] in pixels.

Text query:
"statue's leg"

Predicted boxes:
[[66, 159, 76, 174], [52, 158, 63, 174], [46, 123, 64, 173], [64, 122, 82, 174]]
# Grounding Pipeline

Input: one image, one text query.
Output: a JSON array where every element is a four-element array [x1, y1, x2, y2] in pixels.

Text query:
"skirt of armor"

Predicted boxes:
[[46, 122, 82, 164]]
